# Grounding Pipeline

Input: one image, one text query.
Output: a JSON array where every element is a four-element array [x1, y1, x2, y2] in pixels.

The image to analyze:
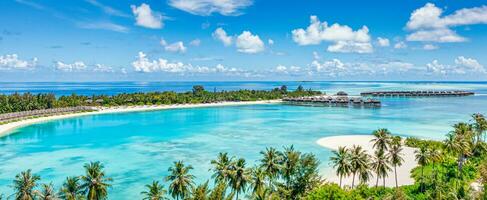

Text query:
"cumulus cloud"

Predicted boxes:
[[426, 56, 485, 75], [394, 41, 407, 49], [93, 64, 114, 73], [0, 54, 37, 70], [423, 44, 438, 50], [236, 31, 265, 54], [55, 61, 87, 72], [160, 39, 187, 53], [406, 3, 487, 42], [377, 37, 390, 47], [212, 28, 233, 46], [131, 3, 163, 29], [190, 39, 201, 46], [131, 52, 258, 77], [291, 16, 372, 53], [168, 0, 252, 16]]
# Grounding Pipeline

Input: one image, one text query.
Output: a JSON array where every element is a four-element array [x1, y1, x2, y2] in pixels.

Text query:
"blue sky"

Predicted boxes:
[[0, 0, 487, 81]]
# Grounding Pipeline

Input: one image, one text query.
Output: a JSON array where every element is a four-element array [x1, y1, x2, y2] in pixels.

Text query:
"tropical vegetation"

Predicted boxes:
[[0, 85, 321, 114], [2, 113, 486, 199]]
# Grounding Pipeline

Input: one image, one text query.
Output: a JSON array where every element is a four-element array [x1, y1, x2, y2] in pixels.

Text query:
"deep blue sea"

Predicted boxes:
[[0, 81, 486, 199]]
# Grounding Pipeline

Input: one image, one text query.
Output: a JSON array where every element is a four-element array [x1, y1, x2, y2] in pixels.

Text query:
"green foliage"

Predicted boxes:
[[0, 86, 321, 114], [404, 137, 444, 149]]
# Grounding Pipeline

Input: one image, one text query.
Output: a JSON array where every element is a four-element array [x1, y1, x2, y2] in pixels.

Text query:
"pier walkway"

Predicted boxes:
[[282, 95, 381, 108], [360, 90, 474, 97]]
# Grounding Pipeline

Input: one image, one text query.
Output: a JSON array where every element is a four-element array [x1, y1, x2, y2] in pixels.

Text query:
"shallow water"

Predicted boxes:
[[0, 82, 487, 199]]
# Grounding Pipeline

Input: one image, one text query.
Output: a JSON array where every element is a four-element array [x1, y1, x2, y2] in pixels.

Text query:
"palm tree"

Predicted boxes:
[[249, 167, 266, 197], [80, 161, 112, 200], [329, 147, 351, 188], [189, 181, 210, 200], [210, 152, 233, 184], [228, 158, 249, 200], [472, 113, 487, 143], [388, 143, 404, 188], [447, 123, 474, 174], [280, 145, 300, 189], [349, 145, 368, 189], [415, 146, 429, 192], [12, 169, 40, 200], [259, 147, 281, 190], [372, 150, 391, 188], [59, 176, 84, 200], [35, 183, 58, 200], [166, 161, 195, 200], [371, 128, 392, 153], [140, 181, 167, 200]]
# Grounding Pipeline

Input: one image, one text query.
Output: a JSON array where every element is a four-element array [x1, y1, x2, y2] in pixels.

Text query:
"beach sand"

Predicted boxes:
[[0, 100, 281, 137], [317, 135, 417, 187]]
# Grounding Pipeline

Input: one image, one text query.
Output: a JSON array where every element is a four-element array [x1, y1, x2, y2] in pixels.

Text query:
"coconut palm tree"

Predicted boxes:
[[259, 147, 281, 189], [166, 161, 195, 200], [372, 150, 391, 188], [228, 158, 249, 200], [415, 146, 430, 192], [388, 143, 404, 188], [59, 176, 84, 200], [329, 147, 351, 188], [447, 123, 474, 174], [249, 167, 266, 197], [371, 128, 392, 153], [210, 152, 233, 184], [35, 183, 58, 200], [12, 169, 40, 200], [472, 113, 487, 144], [140, 181, 167, 200], [189, 181, 210, 200], [280, 145, 301, 189], [358, 164, 372, 185], [349, 145, 368, 189], [80, 161, 112, 200]]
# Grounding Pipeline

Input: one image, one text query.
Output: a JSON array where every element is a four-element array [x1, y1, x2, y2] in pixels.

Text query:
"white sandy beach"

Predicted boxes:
[[317, 135, 417, 187], [0, 100, 281, 137]]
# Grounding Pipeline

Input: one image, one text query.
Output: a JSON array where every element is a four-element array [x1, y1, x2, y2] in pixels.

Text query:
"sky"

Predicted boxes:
[[0, 0, 487, 81]]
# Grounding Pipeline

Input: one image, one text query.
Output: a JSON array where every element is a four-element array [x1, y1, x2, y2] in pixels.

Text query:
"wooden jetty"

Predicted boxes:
[[360, 90, 474, 97], [282, 95, 381, 108]]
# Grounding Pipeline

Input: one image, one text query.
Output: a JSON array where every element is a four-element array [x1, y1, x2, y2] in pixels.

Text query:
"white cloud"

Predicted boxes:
[[423, 44, 438, 50], [291, 16, 372, 53], [455, 56, 486, 73], [236, 31, 265, 54], [168, 0, 252, 16], [327, 41, 372, 53], [131, 52, 257, 77], [78, 22, 128, 33], [131, 3, 163, 29], [377, 37, 390, 47], [212, 28, 233, 46], [394, 41, 407, 49], [164, 41, 187, 53], [426, 56, 485, 75], [93, 64, 114, 73], [274, 65, 302, 75], [406, 3, 487, 43], [268, 39, 274, 45], [190, 39, 201, 46], [406, 28, 466, 43], [55, 61, 87, 72], [86, 0, 129, 17], [0, 54, 37, 69]]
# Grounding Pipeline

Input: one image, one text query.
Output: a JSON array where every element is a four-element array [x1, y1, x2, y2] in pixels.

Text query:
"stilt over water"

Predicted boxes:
[[360, 90, 474, 97], [282, 95, 381, 108]]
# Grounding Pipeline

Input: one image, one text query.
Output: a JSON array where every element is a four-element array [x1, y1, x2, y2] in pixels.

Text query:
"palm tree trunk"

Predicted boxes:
[[375, 172, 379, 187], [394, 166, 398, 188], [236, 191, 239, 200], [339, 175, 342, 188], [383, 177, 385, 188], [421, 166, 424, 192], [352, 172, 356, 189]]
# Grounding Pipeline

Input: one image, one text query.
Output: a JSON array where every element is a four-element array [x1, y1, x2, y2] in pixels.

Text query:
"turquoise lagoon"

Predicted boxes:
[[1, 82, 487, 199]]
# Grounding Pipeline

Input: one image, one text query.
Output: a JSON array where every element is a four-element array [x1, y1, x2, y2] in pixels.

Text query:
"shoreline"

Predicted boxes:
[[317, 135, 417, 187], [0, 100, 282, 138]]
